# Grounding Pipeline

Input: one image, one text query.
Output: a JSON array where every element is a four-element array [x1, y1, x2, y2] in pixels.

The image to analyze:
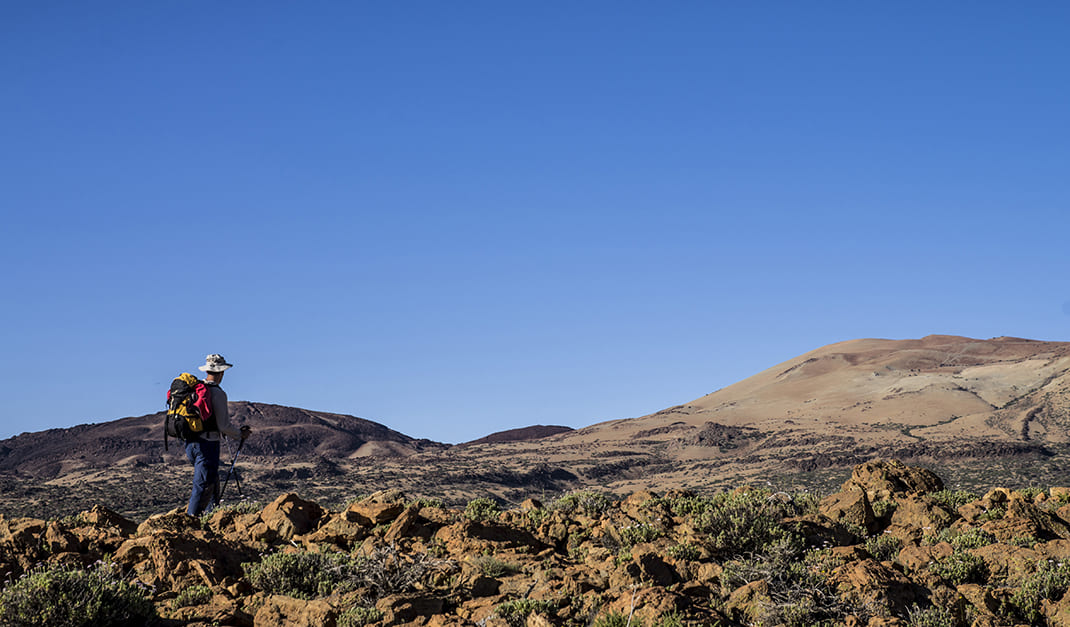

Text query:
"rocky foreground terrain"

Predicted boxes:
[[7, 460, 1070, 626]]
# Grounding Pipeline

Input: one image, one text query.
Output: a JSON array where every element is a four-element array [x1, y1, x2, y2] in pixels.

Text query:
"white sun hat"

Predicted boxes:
[[198, 354, 234, 373]]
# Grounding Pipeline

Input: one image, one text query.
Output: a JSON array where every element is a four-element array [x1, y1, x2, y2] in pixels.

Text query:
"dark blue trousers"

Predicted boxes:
[[185, 439, 220, 516]]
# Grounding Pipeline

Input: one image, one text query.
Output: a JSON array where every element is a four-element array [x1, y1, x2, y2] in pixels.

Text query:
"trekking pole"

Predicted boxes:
[[219, 434, 247, 501]]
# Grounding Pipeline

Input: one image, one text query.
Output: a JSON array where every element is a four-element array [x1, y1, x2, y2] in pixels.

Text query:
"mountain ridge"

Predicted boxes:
[[0, 401, 448, 479], [4, 335, 1070, 521]]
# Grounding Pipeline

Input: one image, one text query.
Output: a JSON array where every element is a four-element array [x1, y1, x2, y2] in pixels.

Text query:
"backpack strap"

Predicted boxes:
[[193, 383, 213, 427], [163, 392, 171, 452]]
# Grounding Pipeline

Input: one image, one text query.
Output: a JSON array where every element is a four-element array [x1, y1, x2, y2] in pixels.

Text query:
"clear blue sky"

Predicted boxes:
[[2, 3, 1068, 443]]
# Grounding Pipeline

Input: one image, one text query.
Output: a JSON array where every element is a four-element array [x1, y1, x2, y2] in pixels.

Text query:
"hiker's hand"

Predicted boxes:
[[240, 425, 251, 441]]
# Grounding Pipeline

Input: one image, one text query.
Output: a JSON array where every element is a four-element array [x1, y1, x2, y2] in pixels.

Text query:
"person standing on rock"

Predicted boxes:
[[186, 354, 251, 517]]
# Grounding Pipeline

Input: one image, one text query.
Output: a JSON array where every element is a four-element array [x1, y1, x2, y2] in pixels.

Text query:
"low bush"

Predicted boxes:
[[464, 498, 501, 522], [201, 499, 264, 526], [473, 555, 520, 578], [171, 583, 212, 608], [495, 598, 557, 627], [549, 490, 614, 516], [1046, 491, 1070, 509], [618, 522, 663, 547], [651, 611, 685, 627], [1017, 487, 1045, 501], [905, 604, 956, 627], [667, 542, 700, 561], [928, 489, 979, 510], [0, 561, 157, 627], [1006, 559, 1070, 624], [211, 499, 262, 516], [871, 498, 897, 520], [928, 550, 987, 585], [1009, 534, 1038, 548], [691, 489, 806, 556], [721, 538, 858, 626], [410, 496, 445, 509], [244, 545, 451, 602], [243, 550, 358, 599], [923, 526, 995, 551], [338, 605, 384, 627], [592, 611, 630, 627], [865, 534, 902, 562], [949, 529, 996, 551], [525, 507, 550, 528], [352, 544, 453, 599]]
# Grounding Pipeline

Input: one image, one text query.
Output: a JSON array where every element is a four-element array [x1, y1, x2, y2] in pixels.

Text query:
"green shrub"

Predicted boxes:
[[201, 499, 264, 526], [924, 526, 995, 551], [977, 506, 1006, 522], [525, 507, 550, 528], [592, 611, 632, 627], [865, 534, 902, 562], [1017, 487, 1045, 501], [929, 489, 979, 510], [790, 491, 822, 516], [1047, 491, 1070, 509], [495, 598, 557, 627], [171, 583, 212, 608], [474, 555, 520, 578], [338, 605, 384, 627], [1009, 534, 1038, 548], [906, 604, 956, 627], [410, 496, 445, 509], [243, 550, 359, 599], [949, 529, 996, 551], [212, 499, 263, 515], [871, 498, 897, 520], [1007, 559, 1070, 624], [651, 611, 684, 627], [550, 490, 614, 516], [805, 547, 852, 577], [691, 489, 803, 556], [344, 494, 370, 509], [0, 561, 157, 627], [929, 550, 987, 585], [922, 527, 955, 546], [667, 542, 700, 561], [244, 546, 449, 602], [618, 522, 663, 547], [720, 538, 856, 626], [465, 497, 501, 522]]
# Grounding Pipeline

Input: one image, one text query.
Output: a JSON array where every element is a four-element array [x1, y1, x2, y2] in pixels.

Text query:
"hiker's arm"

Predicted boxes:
[[211, 387, 242, 440]]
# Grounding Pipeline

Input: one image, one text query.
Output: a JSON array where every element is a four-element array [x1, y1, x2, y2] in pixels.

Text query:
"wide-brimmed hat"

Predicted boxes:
[[198, 354, 234, 373]]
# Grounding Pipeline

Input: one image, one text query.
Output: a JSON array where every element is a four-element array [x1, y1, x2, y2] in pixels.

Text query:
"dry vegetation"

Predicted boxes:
[[7, 460, 1070, 626]]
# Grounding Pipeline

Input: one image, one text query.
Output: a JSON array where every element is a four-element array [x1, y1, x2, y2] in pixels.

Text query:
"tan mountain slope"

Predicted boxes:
[[460, 335, 1070, 493], [568, 334, 1070, 444]]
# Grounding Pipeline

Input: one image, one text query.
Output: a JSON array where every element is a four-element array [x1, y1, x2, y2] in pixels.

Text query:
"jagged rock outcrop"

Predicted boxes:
[[842, 459, 944, 500]]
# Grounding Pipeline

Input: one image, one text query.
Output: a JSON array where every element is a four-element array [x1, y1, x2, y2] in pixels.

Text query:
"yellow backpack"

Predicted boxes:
[[164, 373, 213, 449]]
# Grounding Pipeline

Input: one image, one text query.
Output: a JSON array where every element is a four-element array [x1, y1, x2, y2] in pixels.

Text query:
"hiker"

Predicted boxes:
[[185, 353, 251, 516]]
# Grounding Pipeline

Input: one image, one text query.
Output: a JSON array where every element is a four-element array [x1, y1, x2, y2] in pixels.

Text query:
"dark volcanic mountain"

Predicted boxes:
[[0, 401, 445, 479], [460, 424, 574, 446]]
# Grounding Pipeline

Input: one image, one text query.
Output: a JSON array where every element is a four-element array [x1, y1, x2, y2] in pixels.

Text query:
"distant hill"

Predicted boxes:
[[460, 425, 574, 446], [0, 401, 446, 479]]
